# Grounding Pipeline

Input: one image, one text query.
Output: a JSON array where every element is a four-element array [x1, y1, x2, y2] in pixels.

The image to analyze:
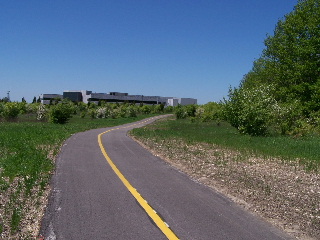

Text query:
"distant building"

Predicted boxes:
[[39, 94, 63, 105], [40, 90, 197, 106]]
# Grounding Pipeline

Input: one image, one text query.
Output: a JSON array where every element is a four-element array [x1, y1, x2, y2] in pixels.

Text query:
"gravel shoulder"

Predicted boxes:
[[129, 133, 320, 240]]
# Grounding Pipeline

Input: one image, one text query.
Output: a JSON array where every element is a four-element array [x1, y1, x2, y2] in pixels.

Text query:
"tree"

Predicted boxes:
[[2, 97, 9, 103], [241, 0, 320, 114], [32, 96, 37, 103], [22, 97, 26, 103]]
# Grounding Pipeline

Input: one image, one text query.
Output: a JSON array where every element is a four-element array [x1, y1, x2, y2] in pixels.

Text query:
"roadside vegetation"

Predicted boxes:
[[0, 100, 172, 239], [131, 116, 320, 239], [131, 1, 320, 239]]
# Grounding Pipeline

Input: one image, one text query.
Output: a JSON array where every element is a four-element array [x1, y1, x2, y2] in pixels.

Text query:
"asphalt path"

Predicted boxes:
[[40, 115, 293, 240]]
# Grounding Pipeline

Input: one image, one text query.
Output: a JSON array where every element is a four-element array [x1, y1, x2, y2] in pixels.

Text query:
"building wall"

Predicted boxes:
[[40, 90, 197, 106], [40, 94, 63, 104], [179, 98, 197, 105]]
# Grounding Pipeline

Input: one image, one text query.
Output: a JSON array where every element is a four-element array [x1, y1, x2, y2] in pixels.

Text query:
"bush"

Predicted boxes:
[[48, 100, 75, 124], [96, 107, 108, 118], [174, 105, 187, 119], [26, 103, 39, 114], [185, 104, 197, 117], [195, 102, 223, 122], [140, 105, 152, 114], [127, 105, 137, 117], [0, 102, 4, 116], [223, 85, 278, 136], [164, 106, 174, 113], [37, 104, 47, 121], [2, 102, 21, 120]]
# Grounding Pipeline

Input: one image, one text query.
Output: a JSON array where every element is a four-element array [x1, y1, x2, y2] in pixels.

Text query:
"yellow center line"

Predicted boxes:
[[98, 118, 179, 240]]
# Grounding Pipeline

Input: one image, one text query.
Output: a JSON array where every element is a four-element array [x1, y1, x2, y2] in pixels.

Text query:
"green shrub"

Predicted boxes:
[[185, 104, 197, 117], [77, 102, 87, 112], [80, 111, 86, 118], [127, 105, 137, 117], [164, 106, 174, 113], [140, 105, 152, 114], [174, 105, 187, 119], [0, 102, 4, 116], [195, 102, 223, 122], [223, 85, 278, 136], [2, 102, 21, 120], [48, 100, 75, 124], [26, 103, 39, 114]]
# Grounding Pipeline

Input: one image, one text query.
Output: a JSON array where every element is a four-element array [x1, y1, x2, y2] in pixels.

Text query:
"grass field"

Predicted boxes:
[[131, 118, 320, 171], [0, 114, 156, 238]]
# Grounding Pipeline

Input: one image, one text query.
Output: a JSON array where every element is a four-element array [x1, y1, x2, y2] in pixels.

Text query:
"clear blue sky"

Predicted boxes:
[[1, 0, 297, 104]]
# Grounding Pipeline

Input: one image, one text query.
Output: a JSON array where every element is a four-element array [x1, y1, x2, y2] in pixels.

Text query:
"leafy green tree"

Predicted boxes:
[[227, 0, 320, 135], [242, 0, 320, 114]]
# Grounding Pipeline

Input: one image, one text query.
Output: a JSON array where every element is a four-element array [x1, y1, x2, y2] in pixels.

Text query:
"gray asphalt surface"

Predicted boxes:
[[40, 115, 293, 240]]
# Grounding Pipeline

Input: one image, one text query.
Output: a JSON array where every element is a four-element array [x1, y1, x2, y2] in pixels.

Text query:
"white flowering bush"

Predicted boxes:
[[96, 107, 107, 118], [36, 104, 47, 121], [223, 85, 278, 136], [26, 103, 39, 114]]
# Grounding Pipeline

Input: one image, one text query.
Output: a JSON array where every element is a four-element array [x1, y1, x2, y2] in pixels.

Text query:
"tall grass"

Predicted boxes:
[[131, 118, 320, 170]]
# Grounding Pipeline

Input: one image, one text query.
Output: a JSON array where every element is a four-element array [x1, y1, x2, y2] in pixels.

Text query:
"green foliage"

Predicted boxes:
[[230, 0, 320, 136], [195, 102, 223, 122], [127, 105, 138, 117], [185, 104, 197, 117], [153, 104, 164, 114], [26, 103, 39, 114], [1, 102, 21, 120], [243, 0, 320, 106], [48, 100, 75, 124], [0, 102, 4, 116], [140, 105, 152, 114], [77, 102, 88, 112], [164, 106, 174, 113], [223, 85, 279, 136], [174, 105, 187, 119], [80, 111, 86, 118]]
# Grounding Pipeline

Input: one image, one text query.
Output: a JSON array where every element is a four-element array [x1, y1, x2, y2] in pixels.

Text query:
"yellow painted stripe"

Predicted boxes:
[[98, 118, 179, 240]]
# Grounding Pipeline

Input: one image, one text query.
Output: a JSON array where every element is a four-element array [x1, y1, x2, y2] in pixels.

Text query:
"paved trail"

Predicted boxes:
[[40, 115, 292, 240]]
